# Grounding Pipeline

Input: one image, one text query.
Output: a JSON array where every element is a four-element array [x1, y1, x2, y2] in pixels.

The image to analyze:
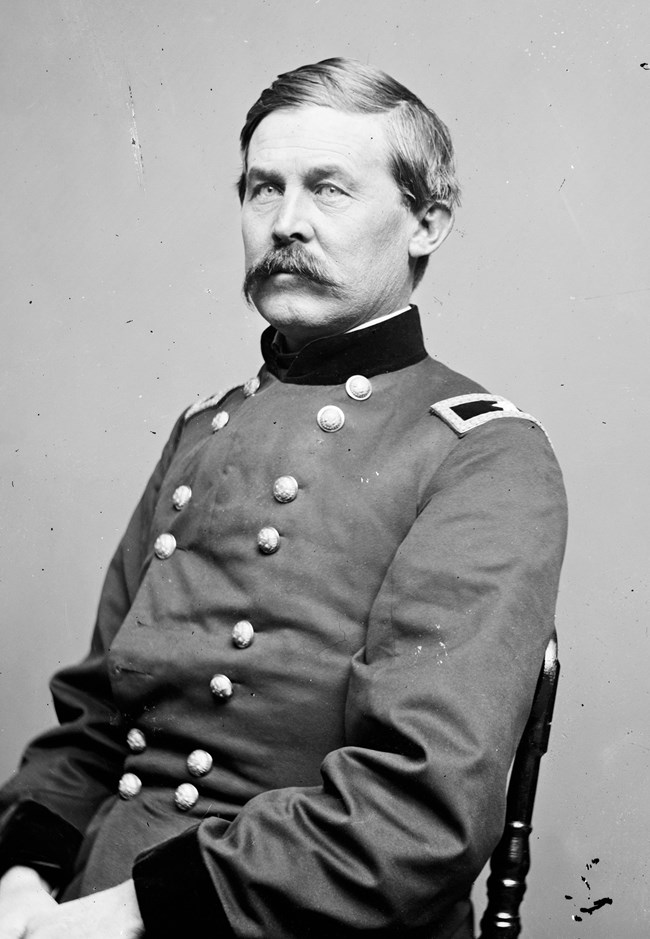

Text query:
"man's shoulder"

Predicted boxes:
[[415, 357, 566, 520], [417, 356, 549, 442], [414, 354, 488, 402], [183, 382, 248, 422]]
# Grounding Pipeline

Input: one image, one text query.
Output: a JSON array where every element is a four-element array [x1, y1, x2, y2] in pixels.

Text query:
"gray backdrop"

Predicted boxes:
[[1, 1, 649, 935]]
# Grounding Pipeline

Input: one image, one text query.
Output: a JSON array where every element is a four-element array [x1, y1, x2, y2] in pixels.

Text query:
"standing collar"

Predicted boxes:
[[261, 305, 427, 385]]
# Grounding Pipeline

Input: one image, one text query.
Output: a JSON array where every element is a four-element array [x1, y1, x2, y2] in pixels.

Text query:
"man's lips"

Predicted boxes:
[[266, 269, 307, 280]]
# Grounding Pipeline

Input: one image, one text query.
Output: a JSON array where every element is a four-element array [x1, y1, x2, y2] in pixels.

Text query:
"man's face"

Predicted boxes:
[[241, 106, 423, 349]]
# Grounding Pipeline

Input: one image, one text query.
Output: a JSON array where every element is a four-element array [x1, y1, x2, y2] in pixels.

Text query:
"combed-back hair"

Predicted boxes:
[[238, 57, 460, 286]]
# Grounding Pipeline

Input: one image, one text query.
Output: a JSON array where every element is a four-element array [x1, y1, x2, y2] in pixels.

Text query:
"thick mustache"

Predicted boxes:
[[243, 248, 338, 300]]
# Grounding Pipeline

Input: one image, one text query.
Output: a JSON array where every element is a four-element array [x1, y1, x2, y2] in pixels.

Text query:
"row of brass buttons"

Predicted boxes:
[[122, 374, 373, 808]]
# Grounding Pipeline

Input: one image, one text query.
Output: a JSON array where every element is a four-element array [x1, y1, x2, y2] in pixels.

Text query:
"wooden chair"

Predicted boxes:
[[477, 632, 560, 938]]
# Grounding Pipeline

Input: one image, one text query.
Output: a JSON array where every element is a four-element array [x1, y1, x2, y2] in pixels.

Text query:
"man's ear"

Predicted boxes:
[[408, 204, 453, 260]]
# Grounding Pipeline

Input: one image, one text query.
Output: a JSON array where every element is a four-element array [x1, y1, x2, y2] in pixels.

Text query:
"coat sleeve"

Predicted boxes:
[[132, 418, 568, 938], [0, 417, 185, 888]]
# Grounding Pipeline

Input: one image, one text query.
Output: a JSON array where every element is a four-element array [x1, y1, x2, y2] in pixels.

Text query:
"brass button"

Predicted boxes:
[[257, 526, 280, 554], [187, 749, 213, 777], [126, 728, 147, 753], [118, 773, 142, 800], [273, 476, 299, 504], [172, 485, 192, 510], [154, 533, 176, 560], [317, 405, 345, 433], [210, 673, 233, 699], [174, 782, 199, 811], [232, 620, 255, 649], [211, 410, 229, 432], [345, 375, 372, 400], [243, 376, 260, 397]]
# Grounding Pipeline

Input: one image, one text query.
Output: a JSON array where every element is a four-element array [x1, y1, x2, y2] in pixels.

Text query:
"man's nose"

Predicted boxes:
[[271, 191, 314, 245]]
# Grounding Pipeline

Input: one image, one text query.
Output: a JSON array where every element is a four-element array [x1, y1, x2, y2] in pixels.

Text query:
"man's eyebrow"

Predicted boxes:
[[304, 164, 356, 186], [245, 166, 285, 188], [245, 163, 356, 188]]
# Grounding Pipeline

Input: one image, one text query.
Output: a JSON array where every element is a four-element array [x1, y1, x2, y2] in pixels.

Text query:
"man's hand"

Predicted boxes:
[[0, 874, 144, 939], [0, 866, 58, 939], [26, 881, 143, 939]]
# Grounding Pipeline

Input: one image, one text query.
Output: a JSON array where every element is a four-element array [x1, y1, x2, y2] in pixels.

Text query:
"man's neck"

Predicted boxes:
[[279, 306, 413, 353], [262, 305, 427, 385]]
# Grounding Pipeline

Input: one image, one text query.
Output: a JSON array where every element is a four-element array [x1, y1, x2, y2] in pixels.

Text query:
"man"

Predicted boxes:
[[0, 58, 567, 938]]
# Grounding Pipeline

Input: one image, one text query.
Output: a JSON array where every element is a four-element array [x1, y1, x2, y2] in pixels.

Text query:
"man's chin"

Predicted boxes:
[[249, 288, 340, 335]]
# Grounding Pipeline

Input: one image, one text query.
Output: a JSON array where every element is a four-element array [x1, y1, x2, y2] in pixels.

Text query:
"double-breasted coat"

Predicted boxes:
[[0, 307, 567, 938]]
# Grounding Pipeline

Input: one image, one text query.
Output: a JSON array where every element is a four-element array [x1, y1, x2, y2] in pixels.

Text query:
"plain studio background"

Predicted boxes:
[[1, 1, 649, 935]]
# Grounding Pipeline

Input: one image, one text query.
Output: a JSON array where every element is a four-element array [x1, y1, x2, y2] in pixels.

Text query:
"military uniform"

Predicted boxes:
[[0, 307, 567, 938]]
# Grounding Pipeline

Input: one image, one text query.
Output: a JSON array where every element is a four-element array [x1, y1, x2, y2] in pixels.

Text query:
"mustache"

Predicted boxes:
[[243, 247, 340, 301]]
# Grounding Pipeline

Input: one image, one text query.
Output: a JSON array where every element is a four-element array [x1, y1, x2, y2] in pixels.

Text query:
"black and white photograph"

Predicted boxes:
[[1, 2, 648, 936]]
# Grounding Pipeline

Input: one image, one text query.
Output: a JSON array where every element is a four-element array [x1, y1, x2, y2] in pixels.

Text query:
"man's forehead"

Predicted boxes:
[[246, 105, 393, 171]]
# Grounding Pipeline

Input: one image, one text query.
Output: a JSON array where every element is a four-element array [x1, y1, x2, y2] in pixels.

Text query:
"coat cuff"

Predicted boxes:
[[133, 825, 235, 939], [0, 801, 83, 888]]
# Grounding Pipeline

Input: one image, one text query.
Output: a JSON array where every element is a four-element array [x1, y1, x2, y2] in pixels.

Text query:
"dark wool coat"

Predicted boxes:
[[0, 308, 567, 938]]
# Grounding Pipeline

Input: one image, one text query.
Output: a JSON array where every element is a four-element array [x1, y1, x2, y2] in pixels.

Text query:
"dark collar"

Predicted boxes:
[[260, 306, 427, 385]]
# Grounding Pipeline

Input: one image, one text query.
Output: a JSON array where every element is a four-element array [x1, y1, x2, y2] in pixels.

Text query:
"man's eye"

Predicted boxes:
[[315, 184, 347, 204], [250, 184, 281, 203]]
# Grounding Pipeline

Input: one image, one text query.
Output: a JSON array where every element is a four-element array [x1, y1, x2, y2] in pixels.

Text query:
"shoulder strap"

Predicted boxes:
[[184, 384, 241, 422], [430, 393, 547, 439]]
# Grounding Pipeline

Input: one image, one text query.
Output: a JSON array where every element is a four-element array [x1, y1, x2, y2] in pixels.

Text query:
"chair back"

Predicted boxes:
[[477, 633, 560, 938]]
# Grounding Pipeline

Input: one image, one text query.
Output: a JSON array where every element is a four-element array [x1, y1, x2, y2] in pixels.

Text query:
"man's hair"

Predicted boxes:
[[238, 57, 461, 287]]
